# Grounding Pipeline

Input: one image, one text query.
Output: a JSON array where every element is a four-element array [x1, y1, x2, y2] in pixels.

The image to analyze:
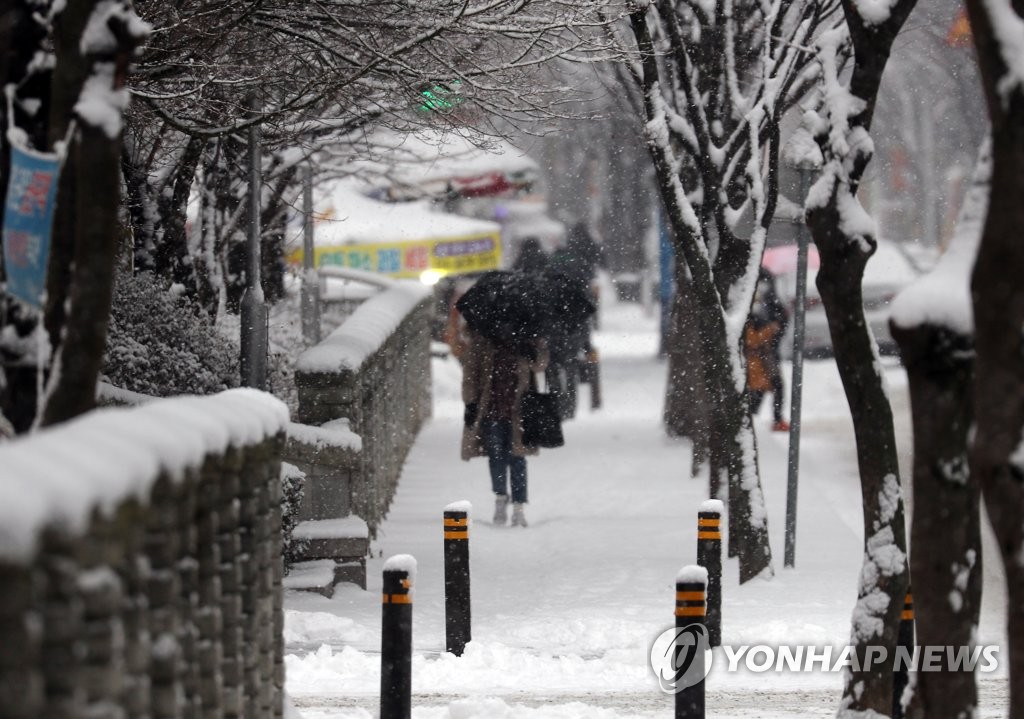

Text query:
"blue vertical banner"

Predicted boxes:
[[658, 208, 675, 353], [2, 145, 61, 309]]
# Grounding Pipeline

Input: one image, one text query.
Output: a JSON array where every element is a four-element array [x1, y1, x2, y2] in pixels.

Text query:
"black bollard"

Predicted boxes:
[[675, 566, 708, 719], [892, 588, 914, 719], [443, 501, 472, 656], [380, 555, 416, 719], [696, 499, 723, 647]]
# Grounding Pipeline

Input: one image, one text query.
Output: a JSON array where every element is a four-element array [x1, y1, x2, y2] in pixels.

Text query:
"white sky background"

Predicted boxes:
[[283, 278, 1009, 718]]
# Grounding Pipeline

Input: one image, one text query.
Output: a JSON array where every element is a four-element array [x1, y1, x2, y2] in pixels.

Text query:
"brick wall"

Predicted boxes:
[[294, 295, 432, 535], [0, 391, 288, 719]]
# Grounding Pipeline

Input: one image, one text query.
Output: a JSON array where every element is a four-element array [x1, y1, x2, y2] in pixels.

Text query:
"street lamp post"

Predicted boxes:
[[301, 163, 321, 345], [240, 95, 268, 389], [782, 131, 822, 569]]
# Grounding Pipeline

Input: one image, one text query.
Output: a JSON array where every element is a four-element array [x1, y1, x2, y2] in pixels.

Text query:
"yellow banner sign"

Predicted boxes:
[[289, 232, 502, 279]]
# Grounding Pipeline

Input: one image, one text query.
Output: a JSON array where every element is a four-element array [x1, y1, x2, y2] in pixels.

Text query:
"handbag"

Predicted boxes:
[[521, 373, 564, 449]]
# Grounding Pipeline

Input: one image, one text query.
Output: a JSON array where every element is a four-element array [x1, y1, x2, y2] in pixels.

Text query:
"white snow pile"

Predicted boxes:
[[0, 388, 289, 562], [299, 182, 501, 250], [296, 279, 430, 374]]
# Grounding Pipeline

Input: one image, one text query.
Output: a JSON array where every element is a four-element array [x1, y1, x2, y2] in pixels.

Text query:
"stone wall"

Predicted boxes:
[[0, 390, 289, 719], [295, 283, 432, 535]]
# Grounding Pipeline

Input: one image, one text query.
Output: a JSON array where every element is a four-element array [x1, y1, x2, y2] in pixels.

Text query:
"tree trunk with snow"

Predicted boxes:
[[39, 0, 148, 426], [664, 271, 711, 480], [645, 139, 772, 580], [965, 2, 1024, 716], [804, 0, 916, 713], [893, 326, 980, 719], [889, 142, 990, 719], [618, 1, 840, 582]]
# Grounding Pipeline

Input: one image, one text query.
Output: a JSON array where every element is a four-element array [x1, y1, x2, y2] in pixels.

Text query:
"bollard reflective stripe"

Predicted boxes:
[[901, 593, 914, 621], [675, 584, 706, 617], [382, 576, 412, 604], [443, 515, 469, 540], [697, 515, 721, 540]]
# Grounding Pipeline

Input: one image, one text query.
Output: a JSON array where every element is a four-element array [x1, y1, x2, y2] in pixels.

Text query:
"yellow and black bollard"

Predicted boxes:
[[380, 555, 416, 719], [443, 501, 472, 656], [696, 499, 723, 647], [675, 565, 708, 719], [892, 588, 914, 719]]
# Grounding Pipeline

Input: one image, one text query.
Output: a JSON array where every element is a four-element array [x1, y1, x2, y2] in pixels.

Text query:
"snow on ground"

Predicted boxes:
[[284, 288, 1009, 718]]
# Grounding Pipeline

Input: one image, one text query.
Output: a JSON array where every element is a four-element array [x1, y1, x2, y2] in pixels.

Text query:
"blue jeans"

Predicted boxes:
[[482, 419, 527, 503]]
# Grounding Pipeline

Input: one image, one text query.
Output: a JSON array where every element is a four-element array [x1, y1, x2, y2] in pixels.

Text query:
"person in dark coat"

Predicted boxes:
[[462, 330, 548, 527], [544, 224, 605, 418], [745, 269, 790, 431], [512, 237, 548, 274]]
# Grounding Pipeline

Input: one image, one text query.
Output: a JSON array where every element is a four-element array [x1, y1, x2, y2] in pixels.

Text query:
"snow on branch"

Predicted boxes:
[[979, 0, 1024, 105], [851, 0, 899, 25]]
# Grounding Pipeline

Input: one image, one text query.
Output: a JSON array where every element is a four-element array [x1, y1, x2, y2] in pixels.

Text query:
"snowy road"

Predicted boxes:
[[284, 294, 1008, 718]]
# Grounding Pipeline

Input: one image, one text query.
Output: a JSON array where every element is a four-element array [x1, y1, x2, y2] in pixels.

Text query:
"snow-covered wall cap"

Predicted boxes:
[[292, 517, 369, 540], [699, 499, 724, 514], [96, 381, 154, 406], [445, 500, 472, 514], [677, 565, 709, 585], [318, 265, 400, 289], [296, 279, 431, 374], [287, 421, 362, 453], [0, 388, 289, 563], [383, 554, 417, 581]]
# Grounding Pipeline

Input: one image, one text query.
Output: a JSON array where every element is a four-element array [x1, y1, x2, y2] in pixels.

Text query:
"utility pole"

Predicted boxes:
[[782, 130, 821, 568], [240, 94, 268, 389], [301, 163, 321, 344]]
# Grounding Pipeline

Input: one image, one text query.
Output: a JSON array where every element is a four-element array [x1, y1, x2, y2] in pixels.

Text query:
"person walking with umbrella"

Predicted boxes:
[[456, 270, 589, 526], [461, 330, 547, 526]]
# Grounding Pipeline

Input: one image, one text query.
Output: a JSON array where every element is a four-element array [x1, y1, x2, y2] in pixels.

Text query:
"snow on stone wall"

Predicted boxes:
[[0, 387, 288, 562], [296, 278, 431, 375], [0, 388, 289, 718]]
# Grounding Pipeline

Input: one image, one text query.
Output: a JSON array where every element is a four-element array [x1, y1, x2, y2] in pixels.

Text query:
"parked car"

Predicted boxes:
[[767, 237, 919, 358]]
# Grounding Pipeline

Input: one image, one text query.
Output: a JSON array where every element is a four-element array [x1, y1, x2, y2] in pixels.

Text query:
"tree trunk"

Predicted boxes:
[[40, 113, 123, 425], [807, 198, 909, 716], [803, 2, 918, 712], [965, 2, 1024, 717], [892, 323, 980, 719], [39, 0, 145, 426], [664, 269, 711, 478]]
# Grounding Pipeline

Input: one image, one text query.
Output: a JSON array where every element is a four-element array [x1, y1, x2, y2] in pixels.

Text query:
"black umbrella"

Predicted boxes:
[[455, 270, 594, 356]]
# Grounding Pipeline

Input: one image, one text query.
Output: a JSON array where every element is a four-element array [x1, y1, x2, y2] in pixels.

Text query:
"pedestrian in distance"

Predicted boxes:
[[745, 268, 790, 431], [545, 223, 604, 419], [512, 236, 549, 275], [461, 329, 548, 527]]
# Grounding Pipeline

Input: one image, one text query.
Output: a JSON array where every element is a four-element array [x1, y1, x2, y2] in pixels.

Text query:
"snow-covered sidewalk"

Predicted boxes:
[[283, 295, 1008, 718]]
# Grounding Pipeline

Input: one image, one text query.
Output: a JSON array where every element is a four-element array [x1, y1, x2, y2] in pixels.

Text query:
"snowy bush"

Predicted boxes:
[[281, 462, 307, 573], [103, 272, 239, 397]]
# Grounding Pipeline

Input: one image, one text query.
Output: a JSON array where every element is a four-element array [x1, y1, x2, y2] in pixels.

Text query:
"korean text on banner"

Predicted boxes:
[[294, 232, 502, 279], [2, 145, 60, 309]]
